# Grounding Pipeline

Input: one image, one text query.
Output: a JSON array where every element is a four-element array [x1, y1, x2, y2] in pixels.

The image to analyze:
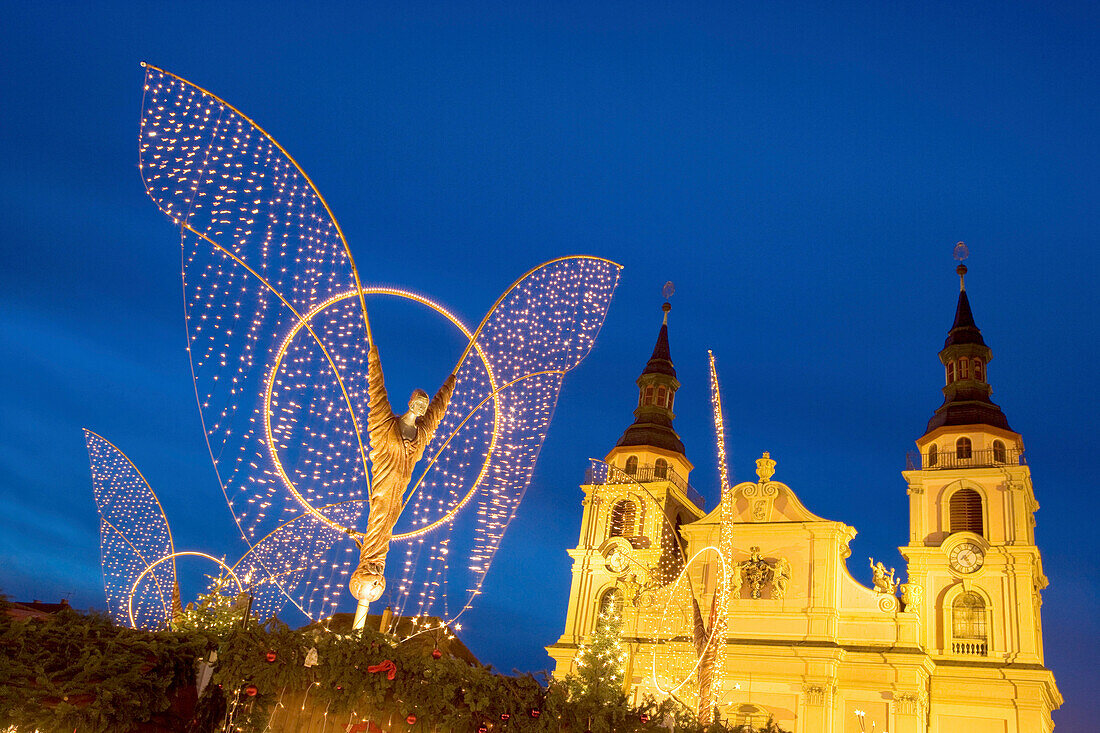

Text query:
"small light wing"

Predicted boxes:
[[84, 430, 176, 629]]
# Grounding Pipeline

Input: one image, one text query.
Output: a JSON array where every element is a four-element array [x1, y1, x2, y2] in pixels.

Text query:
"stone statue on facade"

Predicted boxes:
[[770, 557, 791, 600], [869, 558, 898, 595], [619, 573, 643, 607], [349, 344, 456, 603]]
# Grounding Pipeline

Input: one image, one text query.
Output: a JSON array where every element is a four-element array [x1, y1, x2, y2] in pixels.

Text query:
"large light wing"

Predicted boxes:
[[84, 430, 176, 629], [138, 66, 373, 618], [390, 256, 621, 623]]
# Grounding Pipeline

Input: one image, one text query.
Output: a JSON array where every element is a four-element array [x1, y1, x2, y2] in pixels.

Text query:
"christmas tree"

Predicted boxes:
[[574, 600, 628, 696], [172, 575, 250, 635]]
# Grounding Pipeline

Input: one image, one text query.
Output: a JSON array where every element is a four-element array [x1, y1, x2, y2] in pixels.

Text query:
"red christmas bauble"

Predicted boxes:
[[406, 714, 417, 725], [500, 712, 511, 720], [431, 648, 442, 659], [528, 708, 541, 719], [265, 650, 277, 662], [245, 685, 258, 697], [640, 713, 650, 722], [478, 726, 488, 733]]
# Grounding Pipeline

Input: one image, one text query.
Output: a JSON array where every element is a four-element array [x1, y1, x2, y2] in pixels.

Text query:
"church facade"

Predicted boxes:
[[547, 266, 1062, 732]]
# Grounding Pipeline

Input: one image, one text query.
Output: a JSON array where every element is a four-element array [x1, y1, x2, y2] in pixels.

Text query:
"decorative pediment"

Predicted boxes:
[[697, 453, 834, 525], [699, 480, 832, 524]]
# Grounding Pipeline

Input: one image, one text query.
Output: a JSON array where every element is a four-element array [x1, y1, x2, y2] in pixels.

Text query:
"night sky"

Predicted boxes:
[[2, 2, 1097, 728]]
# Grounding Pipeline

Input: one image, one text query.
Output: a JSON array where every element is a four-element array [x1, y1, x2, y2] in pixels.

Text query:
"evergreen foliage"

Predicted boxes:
[[0, 595, 788, 732]]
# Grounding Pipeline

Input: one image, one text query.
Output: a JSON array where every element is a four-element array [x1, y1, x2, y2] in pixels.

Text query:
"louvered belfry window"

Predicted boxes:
[[949, 488, 984, 535], [609, 499, 636, 538]]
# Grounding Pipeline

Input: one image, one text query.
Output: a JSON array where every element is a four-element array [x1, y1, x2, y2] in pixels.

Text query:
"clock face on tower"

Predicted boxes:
[[949, 542, 985, 574]]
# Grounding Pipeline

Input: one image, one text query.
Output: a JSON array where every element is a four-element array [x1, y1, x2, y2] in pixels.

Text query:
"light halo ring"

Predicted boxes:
[[262, 286, 500, 540], [651, 545, 732, 697], [128, 551, 243, 629]]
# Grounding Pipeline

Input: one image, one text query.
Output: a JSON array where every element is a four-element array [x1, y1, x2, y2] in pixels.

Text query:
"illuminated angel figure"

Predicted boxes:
[[350, 347, 455, 604], [135, 64, 621, 627]]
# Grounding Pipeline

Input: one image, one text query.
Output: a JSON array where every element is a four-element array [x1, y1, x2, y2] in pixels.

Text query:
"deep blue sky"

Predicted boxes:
[[1, 2, 1097, 727]]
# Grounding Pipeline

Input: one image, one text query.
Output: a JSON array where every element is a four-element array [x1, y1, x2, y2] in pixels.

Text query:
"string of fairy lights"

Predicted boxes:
[[702, 350, 735, 719], [102, 64, 622, 632]]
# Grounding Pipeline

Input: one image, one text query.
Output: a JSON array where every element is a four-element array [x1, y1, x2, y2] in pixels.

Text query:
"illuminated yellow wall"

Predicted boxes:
[[548, 433, 1061, 732]]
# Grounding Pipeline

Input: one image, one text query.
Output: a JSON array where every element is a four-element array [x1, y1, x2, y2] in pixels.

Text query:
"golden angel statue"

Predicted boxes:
[[132, 63, 622, 627], [349, 346, 456, 602]]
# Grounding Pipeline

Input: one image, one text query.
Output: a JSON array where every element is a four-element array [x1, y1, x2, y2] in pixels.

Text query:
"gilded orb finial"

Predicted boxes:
[[755, 451, 776, 483], [953, 241, 969, 291], [661, 282, 674, 325]]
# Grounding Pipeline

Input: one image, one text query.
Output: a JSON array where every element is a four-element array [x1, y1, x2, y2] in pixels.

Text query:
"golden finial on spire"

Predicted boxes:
[[953, 241, 969, 291], [661, 281, 674, 325]]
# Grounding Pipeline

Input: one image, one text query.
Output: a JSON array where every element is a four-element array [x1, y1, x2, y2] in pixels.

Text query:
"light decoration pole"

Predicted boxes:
[[134, 64, 621, 630], [694, 350, 735, 724]]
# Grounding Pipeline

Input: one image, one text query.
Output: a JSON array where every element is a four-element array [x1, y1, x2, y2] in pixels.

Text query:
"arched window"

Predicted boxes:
[[973, 358, 984, 382], [949, 488, 984, 535], [656, 386, 667, 408], [731, 704, 770, 728], [643, 385, 654, 405], [959, 358, 970, 379], [927, 443, 938, 467], [597, 587, 623, 620], [956, 437, 972, 459], [951, 592, 987, 655], [666, 390, 674, 409], [624, 456, 638, 475], [947, 361, 956, 384], [609, 499, 637, 538], [992, 439, 1007, 463], [654, 458, 668, 479]]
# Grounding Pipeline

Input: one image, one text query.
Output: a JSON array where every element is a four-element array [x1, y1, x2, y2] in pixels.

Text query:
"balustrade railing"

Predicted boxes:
[[585, 463, 705, 510], [951, 640, 988, 656], [906, 447, 1025, 471]]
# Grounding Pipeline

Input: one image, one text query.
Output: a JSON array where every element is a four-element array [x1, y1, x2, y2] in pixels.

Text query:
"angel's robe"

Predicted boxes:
[[352, 345, 455, 596]]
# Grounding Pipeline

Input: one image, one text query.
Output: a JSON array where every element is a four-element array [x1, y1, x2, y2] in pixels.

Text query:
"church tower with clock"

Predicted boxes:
[[900, 262, 1061, 728], [550, 260, 1061, 731]]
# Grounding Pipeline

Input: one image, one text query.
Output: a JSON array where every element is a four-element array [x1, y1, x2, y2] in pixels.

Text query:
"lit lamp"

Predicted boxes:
[[853, 708, 887, 733]]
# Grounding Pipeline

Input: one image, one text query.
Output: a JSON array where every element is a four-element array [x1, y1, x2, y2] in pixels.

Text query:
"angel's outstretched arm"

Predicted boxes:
[[367, 345, 395, 434], [420, 373, 457, 437]]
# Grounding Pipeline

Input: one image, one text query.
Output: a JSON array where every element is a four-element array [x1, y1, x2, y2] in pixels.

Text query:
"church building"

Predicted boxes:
[[547, 264, 1062, 732]]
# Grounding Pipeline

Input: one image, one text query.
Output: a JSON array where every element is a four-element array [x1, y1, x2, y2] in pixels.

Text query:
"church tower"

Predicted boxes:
[[900, 263, 1061, 730], [546, 302, 706, 672]]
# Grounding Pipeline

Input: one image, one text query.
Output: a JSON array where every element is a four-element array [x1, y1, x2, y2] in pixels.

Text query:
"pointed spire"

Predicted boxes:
[[615, 302, 686, 456], [642, 302, 676, 378], [924, 260, 1011, 435], [944, 265, 986, 347]]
